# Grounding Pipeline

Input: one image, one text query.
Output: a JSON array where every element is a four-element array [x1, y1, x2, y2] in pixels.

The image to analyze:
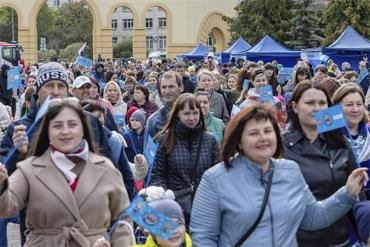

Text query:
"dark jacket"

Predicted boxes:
[[127, 99, 158, 118], [282, 129, 357, 246], [0, 64, 12, 106], [123, 128, 145, 163], [182, 75, 195, 93], [150, 120, 220, 191], [216, 88, 233, 115]]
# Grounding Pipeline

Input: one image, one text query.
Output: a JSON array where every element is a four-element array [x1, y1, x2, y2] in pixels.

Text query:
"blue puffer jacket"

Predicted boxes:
[[0, 98, 134, 198], [190, 155, 357, 247]]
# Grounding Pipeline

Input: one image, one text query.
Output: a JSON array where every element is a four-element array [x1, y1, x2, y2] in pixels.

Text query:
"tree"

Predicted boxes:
[[55, 2, 93, 57], [0, 7, 18, 42], [225, 0, 294, 46], [322, 0, 370, 46], [59, 42, 85, 61], [286, 0, 324, 50], [38, 49, 57, 62], [37, 4, 58, 50], [113, 38, 133, 59]]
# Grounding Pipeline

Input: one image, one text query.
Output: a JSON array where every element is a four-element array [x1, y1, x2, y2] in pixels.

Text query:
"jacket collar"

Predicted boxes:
[[235, 154, 274, 180], [33, 149, 107, 219]]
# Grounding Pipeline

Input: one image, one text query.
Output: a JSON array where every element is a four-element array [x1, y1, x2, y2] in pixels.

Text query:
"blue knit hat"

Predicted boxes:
[[148, 198, 185, 224], [130, 109, 146, 126]]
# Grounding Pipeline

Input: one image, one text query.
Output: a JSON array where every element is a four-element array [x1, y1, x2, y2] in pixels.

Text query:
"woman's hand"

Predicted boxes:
[[0, 164, 8, 185], [346, 168, 369, 197], [92, 238, 110, 247]]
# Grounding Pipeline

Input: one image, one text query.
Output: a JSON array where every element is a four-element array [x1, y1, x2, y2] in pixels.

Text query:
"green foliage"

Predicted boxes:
[[59, 42, 85, 61], [0, 7, 18, 42], [37, 2, 93, 58], [225, 0, 294, 46], [113, 38, 133, 59], [38, 49, 57, 62], [286, 0, 324, 49], [322, 0, 370, 46]]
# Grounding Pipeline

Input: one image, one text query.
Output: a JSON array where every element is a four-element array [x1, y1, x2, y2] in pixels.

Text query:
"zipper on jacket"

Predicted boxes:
[[329, 160, 336, 191]]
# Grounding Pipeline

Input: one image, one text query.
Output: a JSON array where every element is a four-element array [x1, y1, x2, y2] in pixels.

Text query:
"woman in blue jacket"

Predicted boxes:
[[190, 104, 368, 247]]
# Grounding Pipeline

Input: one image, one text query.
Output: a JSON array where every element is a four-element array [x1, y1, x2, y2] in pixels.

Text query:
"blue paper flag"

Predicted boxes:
[[243, 79, 250, 89], [76, 55, 93, 68], [358, 69, 369, 84], [144, 135, 158, 166], [113, 115, 126, 130], [313, 104, 347, 134], [7, 66, 21, 90], [278, 67, 293, 84], [35, 96, 51, 122], [126, 196, 179, 240], [259, 85, 274, 105], [99, 81, 107, 90]]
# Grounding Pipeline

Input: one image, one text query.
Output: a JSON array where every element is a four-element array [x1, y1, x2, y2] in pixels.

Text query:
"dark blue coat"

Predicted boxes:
[[123, 128, 145, 163]]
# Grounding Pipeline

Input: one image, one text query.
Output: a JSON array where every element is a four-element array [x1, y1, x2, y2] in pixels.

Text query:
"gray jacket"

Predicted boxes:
[[209, 90, 229, 124], [190, 155, 357, 247]]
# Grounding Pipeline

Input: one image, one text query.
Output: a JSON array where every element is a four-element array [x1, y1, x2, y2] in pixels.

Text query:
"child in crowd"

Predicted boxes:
[[123, 109, 146, 163]]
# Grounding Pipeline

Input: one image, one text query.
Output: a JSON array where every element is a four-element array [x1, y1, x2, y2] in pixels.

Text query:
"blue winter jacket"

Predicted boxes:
[[190, 155, 357, 247]]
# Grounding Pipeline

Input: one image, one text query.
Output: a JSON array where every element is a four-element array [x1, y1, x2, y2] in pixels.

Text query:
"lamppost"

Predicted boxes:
[[11, 8, 15, 41]]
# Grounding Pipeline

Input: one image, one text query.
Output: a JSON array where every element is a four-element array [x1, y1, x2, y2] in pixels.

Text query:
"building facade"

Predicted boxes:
[[0, 0, 235, 62]]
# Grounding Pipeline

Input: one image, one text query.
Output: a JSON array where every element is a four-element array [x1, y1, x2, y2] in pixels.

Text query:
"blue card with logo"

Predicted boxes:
[[243, 79, 249, 89], [113, 115, 126, 130], [259, 85, 274, 105], [313, 104, 347, 134], [278, 67, 293, 84], [144, 135, 158, 167], [126, 196, 179, 240], [7, 66, 21, 90]]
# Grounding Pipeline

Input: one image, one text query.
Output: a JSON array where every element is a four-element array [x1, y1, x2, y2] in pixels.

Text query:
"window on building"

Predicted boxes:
[[146, 36, 154, 49], [158, 17, 167, 28], [208, 32, 215, 48], [123, 19, 133, 29], [112, 37, 118, 44], [112, 19, 117, 29], [159, 36, 167, 49], [122, 7, 131, 12], [146, 18, 153, 29], [53, 0, 60, 6]]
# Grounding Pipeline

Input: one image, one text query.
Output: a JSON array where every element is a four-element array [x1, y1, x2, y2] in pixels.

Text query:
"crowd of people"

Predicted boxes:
[[0, 51, 369, 246]]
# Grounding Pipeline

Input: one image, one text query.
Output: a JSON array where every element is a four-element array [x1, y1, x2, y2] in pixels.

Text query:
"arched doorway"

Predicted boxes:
[[0, 6, 18, 43], [198, 12, 230, 52], [32, 0, 101, 62], [111, 6, 134, 60], [36, 1, 93, 62]]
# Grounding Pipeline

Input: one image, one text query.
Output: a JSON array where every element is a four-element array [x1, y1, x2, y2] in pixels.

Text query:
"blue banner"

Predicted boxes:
[[76, 55, 93, 68], [113, 115, 126, 130], [126, 196, 179, 240], [7, 66, 21, 90], [259, 85, 274, 106], [358, 69, 369, 84], [35, 96, 51, 122], [243, 79, 250, 89], [278, 67, 293, 84], [144, 135, 158, 167], [313, 104, 347, 134]]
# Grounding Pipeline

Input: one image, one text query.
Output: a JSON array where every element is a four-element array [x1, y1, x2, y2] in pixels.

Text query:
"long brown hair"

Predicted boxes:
[[30, 98, 96, 156], [221, 104, 284, 168], [154, 93, 206, 154]]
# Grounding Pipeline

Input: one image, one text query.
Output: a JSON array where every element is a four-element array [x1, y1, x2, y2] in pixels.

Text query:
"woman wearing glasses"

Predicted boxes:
[[0, 98, 133, 246]]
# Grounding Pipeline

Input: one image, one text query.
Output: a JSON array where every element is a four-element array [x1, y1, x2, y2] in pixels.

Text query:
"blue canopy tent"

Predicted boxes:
[[322, 26, 370, 70], [183, 43, 210, 61], [245, 35, 300, 67], [221, 37, 251, 64]]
